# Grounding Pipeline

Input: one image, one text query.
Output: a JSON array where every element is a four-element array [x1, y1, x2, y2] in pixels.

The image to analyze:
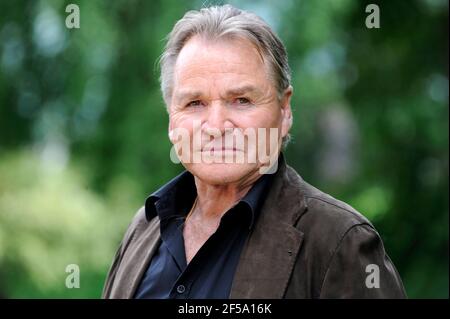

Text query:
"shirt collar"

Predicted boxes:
[[145, 170, 195, 222]]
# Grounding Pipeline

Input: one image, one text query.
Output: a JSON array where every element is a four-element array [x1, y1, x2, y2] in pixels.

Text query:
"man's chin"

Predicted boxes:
[[183, 162, 260, 185]]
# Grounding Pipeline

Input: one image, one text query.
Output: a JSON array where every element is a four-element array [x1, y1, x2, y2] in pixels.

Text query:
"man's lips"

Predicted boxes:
[[200, 147, 242, 152]]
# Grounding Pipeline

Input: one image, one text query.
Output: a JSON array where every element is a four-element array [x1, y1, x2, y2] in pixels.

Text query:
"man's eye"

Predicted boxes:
[[234, 97, 251, 105], [186, 100, 203, 107]]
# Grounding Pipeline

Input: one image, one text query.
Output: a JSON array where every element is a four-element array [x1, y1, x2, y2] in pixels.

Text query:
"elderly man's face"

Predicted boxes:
[[168, 36, 292, 184]]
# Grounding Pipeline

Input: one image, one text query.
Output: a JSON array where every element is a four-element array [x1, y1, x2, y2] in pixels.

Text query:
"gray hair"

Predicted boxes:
[[159, 4, 292, 146], [159, 4, 291, 103]]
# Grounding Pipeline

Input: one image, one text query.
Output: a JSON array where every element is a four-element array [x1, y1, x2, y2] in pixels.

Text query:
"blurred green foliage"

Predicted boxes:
[[0, 0, 448, 298]]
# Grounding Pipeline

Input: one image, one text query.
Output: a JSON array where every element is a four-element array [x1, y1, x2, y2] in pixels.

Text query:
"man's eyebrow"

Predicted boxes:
[[224, 85, 262, 97], [174, 85, 262, 102], [174, 90, 203, 102]]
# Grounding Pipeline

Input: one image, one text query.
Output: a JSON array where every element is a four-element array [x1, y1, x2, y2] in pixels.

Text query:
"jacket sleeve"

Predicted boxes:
[[101, 241, 124, 298], [319, 224, 407, 298], [101, 207, 145, 298]]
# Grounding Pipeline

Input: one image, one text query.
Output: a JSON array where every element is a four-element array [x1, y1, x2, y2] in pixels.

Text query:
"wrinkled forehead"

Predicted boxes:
[[173, 35, 271, 87]]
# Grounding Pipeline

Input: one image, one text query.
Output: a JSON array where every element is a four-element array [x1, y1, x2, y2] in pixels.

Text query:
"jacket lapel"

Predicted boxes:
[[230, 159, 308, 298]]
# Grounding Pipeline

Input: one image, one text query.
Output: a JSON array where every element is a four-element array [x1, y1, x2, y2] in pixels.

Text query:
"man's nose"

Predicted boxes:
[[203, 101, 233, 135]]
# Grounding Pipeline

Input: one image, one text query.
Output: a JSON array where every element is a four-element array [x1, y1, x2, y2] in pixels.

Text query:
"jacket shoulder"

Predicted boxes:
[[297, 177, 375, 238]]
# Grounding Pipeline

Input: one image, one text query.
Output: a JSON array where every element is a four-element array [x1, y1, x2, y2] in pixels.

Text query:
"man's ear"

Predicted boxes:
[[281, 86, 293, 138], [168, 118, 175, 144]]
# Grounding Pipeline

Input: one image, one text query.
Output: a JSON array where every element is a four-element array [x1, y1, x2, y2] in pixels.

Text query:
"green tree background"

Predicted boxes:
[[0, 0, 448, 298]]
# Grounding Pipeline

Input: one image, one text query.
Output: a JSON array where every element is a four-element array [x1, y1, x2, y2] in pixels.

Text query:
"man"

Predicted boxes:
[[102, 5, 406, 299]]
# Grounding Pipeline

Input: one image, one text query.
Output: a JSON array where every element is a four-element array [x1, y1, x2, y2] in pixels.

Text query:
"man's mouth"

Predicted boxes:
[[201, 147, 242, 152]]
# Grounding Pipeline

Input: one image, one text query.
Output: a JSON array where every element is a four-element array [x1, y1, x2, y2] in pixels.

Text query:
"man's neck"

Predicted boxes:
[[192, 170, 261, 221]]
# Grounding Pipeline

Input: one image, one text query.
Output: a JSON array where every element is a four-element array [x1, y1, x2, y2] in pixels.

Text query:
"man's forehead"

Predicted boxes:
[[174, 36, 265, 72], [171, 36, 272, 101], [175, 61, 254, 79]]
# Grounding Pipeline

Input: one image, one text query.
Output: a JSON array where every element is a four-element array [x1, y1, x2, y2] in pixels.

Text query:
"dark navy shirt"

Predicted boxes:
[[134, 169, 274, 299]]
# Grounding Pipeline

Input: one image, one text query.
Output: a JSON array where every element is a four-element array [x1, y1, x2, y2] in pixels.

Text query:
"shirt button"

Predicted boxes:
[[176, 285, 186, 294]]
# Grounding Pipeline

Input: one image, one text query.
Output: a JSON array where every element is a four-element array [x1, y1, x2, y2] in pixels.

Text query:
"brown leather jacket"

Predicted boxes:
[[102, 156, 407, 299]]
